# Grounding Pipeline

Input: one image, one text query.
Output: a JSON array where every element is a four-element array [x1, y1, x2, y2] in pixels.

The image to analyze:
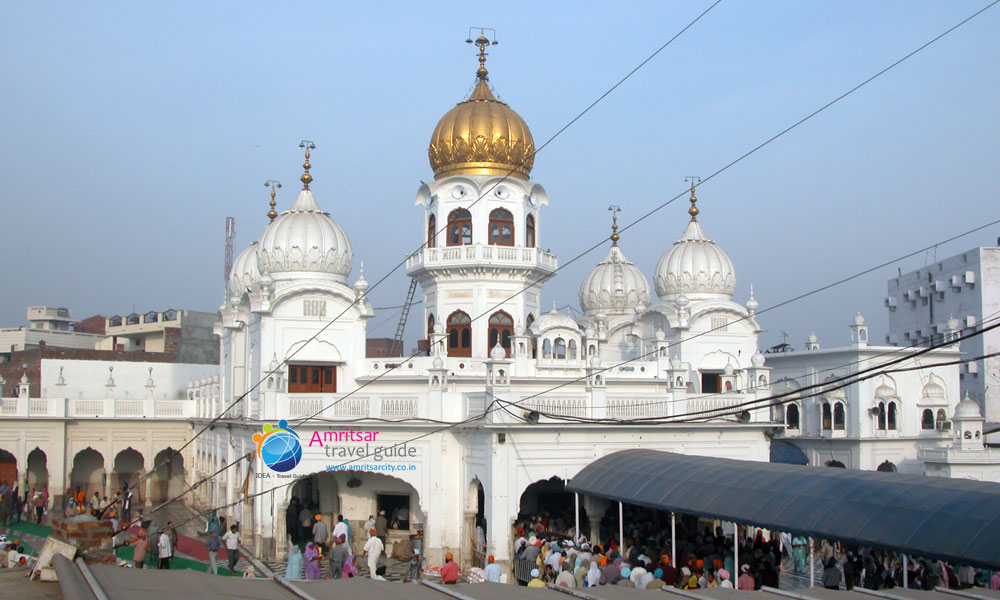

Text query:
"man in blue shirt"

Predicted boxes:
[[206, 531, 222, 575]]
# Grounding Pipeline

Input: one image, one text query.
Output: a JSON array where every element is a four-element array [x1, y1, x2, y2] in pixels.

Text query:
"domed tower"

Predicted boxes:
[[654, 184, 736, 302], [579, 209, 651, 317], [407, 33, 557, 359]]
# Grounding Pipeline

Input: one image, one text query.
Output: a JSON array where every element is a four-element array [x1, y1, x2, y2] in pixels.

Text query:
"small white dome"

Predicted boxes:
[[874, 380, 896, 398], [230, 241, 260, 295], [534, 305, 579, 333], [954, 393, 982, 419], [853, 312, 866, 326], [432, 356, 444, 369], [352, 262, 369, 293], [490, 342, 507, 361], [579, 245, 652, 315], [655, 218, 736, 299], [257, 189, 353, 282], [751, 351, 765, 367], [922, 375, 946, 400]]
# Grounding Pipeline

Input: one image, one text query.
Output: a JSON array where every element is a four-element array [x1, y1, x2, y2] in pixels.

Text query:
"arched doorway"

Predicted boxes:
[[114, 448, 145, 502], [465, 478, 486, 568], [286, 470, 422, 566], [0, 450, 16, 488], [26, 448, 48, 491], [517, 476, 586, 537], [825, 460, 846, 468], [152, 448, 184, 503], [70, 448, 105, 499], [876, 460, 897, 472]]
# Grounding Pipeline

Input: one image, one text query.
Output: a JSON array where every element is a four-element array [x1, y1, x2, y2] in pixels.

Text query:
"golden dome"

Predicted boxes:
[[428, 76, 535, 180]]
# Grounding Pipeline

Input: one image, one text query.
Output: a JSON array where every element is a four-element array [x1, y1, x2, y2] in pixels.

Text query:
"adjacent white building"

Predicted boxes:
[[885, 245, 1000, 421]]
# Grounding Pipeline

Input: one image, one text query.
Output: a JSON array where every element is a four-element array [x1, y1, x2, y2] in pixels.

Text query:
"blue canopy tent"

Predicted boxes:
[[566, 449, 1000, 569]]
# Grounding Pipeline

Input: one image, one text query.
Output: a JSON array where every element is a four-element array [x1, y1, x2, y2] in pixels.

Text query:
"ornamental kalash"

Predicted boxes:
[[200, 33, 774, 576]]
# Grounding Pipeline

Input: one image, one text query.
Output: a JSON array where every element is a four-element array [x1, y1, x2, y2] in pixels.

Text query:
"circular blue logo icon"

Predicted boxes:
[[254, 419, 302, 473]]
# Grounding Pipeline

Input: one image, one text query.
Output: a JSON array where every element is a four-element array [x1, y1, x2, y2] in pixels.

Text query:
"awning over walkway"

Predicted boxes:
[[769, 440, 808, 465], [565, 449, 1000, 569]]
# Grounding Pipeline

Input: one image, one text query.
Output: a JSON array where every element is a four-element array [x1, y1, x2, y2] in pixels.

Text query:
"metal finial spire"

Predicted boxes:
[[264, 180, 282, 221], [685, 176, 702, 221], [299, 141, 316, 190], [608, 205, 621, 246], [466, 27, 498, 82]]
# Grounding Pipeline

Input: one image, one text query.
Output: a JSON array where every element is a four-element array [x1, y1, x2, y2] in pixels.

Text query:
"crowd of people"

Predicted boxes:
[[0, 481, 48, 525], [510, 506, 1000, 591]]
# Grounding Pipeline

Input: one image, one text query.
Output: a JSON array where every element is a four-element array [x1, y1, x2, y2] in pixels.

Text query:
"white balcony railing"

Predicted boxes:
[[406, 244, 558, 272], [284, 394, 427, 421], [0, 397, 197, 419]]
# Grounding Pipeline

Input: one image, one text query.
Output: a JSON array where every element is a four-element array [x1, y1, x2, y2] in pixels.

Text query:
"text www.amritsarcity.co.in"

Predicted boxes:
[[325, 463, 417, 472]]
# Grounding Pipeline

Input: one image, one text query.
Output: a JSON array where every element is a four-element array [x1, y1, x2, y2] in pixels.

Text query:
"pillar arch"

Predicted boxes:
[[152, 448, 185, 503], [70, 448, 105, 500], [0, 449, 16, 488], [113, 447, 145, 503], [465, 478, 486, 569], [516, 476, 587, 534], [26, 447, 48, 491]]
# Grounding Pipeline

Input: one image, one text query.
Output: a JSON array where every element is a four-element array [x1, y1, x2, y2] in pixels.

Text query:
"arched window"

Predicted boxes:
[[888, 402, 898, 430], [446, 310, 472, 357], [427, 214, 436, 248], [877, 402, 887, 430], [526, 214, 535, 248], [822, 403, 832, 430], [554, 338, 567, 359], [877, 460, 897, 472], [568, 339, 578, 360], [487, 311, 513, 357], [448, 209, 472, 246], [936, 409, 947, 429], [542, 339, 552, 359], [488, 208, 514, 246], [589, 344, 596, 356], [921, 409, 934, 430], [786, 404, 800, 429], [834, 402, 845, 430]]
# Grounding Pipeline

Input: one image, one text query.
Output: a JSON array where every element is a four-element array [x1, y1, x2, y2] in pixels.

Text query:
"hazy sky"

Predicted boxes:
[[2, 1, 998, 351]]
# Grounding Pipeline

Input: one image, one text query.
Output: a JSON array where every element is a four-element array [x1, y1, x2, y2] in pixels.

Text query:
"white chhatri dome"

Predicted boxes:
[[230, 241, 260, 296], [654, 195, 735, 299], [533, 304, 579, 333], [257, 189, 353, 282], [954, 393, 983, 420], [579, 244, 651, 315]]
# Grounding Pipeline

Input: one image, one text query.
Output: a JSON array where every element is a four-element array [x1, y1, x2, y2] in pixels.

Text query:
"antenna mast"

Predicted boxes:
[[224, 217, 236, 302]]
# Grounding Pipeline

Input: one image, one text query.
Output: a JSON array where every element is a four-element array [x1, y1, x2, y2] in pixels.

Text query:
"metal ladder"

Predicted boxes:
[[392, 278, 418, 356]]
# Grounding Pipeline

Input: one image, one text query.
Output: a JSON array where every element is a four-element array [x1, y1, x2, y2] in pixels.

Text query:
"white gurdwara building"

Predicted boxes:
[[200, 44, 777, 574]]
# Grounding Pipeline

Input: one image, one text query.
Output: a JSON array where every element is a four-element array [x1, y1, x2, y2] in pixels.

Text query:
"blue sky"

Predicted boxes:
[[1, 1, 998, 350]]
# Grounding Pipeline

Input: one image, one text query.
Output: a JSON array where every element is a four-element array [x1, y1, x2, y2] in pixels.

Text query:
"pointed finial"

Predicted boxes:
[[685, 176, 701, 221], [299, 141, 316, 190], [264, 180, 282, 221], [466, 27, 498, 82], [608, 205, 621, 246]]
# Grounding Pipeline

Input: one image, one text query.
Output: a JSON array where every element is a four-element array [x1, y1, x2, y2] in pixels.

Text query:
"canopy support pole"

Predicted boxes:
[[902, 554, 908, 588], [671, 512, 677, 568], [734, 524, 739, 590], [618, 501, 624, 552], [575, 493, 580, 543], [809, 537, 815, 588]]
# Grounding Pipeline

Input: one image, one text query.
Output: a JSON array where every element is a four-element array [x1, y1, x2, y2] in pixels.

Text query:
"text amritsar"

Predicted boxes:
[[308, 428, 380, 446]]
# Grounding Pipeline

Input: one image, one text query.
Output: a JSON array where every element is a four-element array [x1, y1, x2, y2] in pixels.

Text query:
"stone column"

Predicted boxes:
[[583, 496, 608, 546], [462, 510, 477, 570]]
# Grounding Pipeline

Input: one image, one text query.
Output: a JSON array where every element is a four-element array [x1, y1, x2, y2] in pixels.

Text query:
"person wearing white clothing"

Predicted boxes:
[[157, 531, 172, 569], [332, 515, 352, 555], [363, 528, 384, 578]]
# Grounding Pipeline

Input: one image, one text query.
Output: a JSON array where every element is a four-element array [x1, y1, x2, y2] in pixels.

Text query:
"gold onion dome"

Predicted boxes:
[[428, 40, 535, 180]]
